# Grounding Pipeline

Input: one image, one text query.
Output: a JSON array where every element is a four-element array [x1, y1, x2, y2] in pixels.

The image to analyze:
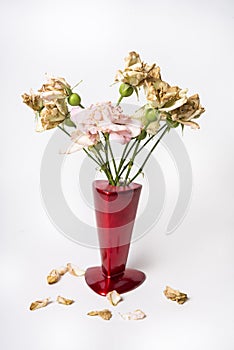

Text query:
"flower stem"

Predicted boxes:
[[116, 96, 123, 106], [127, 126, 169, 184], [123, 139, 141, 185], [117, 139, 138, 179], [95, 146, 115, 185], [57, 124, 71, 137], [83, 148, 102, 167], [136, 124, 167, 155], [105, 134, 118, 183]]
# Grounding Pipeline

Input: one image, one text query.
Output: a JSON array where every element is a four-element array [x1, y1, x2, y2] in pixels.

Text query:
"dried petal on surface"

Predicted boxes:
[[120, 309, 146, 320], [163, 286, 188, 304], [67, 263, 86, 277], [87, 309, 112, 320], [47, 269, 60, 284], [56, 296, 74, 305], [57, 266, 68, 275], [106, 290, 122, 306], [29, 298, 51, 311]]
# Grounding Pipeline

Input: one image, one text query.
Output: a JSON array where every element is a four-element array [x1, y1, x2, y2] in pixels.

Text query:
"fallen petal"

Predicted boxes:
[[163, 286, 188, 304], [29, 298, 51, 311], [57, 296, 74, 305], [47, 269, 60, 284], [106, 290, 122, 306], [67, 263, 85, 277], [120, 309, 146, 320], [57, 266, 68, 275], [87, 309, 112, 320]]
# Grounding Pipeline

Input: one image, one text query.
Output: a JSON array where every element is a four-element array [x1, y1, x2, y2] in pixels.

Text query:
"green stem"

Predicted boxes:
[[95, 146, 115, 185], [83, 148, 102, 167], [128, 126, 169, 184], [136, 124, 167, 155], [116, 96, 123, 106], [57, 124, 71, 137], [117, 139, 138, 179], [106, 134, 118, 183], [123, 139, 141, 185]]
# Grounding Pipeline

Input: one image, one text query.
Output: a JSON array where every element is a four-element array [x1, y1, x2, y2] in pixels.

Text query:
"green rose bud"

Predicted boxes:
[[119, 83, 134, 97], [68, 93, 81, 106], [145, 108, 158, 123]]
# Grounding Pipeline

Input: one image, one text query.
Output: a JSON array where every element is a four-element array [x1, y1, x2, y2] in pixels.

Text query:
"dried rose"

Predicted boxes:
[[57, 296, 74, 305], [47, 269, 60, 284], [36, 100, 68, 132], [39, 76, 71, 101], [145, 79, 188, 110], [120, 309, 146, 320], [115, 51, 161, 88], [29, 297, 51, 311], [106, 290, 122, 306], [87, 309, 112, 320], [170, 94, 205, 129], [22, 92, 43, 112], [67, 263, 86, 277], [163, 286, 188, 304]]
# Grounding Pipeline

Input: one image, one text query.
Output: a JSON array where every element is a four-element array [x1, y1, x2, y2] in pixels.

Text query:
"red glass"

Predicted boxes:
[[85, 180, 146, 295]]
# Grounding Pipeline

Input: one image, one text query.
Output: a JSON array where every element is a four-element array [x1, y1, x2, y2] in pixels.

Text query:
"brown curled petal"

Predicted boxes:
[[47, 269, 60, 284], [29, 298, 51, 311], [163, 286, 188, 304], [87, 309, 112, 320], [106, 290, 122, 306], [67, 263, 86, 277], [56, 296, 74, 305]]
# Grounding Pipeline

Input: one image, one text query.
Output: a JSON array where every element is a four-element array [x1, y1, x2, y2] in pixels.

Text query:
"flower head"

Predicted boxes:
[[70, 102, 142, 150], [115, 51, 161, 87], [38, 76, 71, 101], [170, 94, 205, 129]]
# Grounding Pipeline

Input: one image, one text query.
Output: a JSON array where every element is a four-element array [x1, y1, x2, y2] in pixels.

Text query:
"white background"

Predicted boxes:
[[1, 0, 234, 349]]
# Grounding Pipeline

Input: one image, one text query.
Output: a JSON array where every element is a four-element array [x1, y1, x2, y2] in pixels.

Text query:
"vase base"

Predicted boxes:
[[85, 267, 146, 296]]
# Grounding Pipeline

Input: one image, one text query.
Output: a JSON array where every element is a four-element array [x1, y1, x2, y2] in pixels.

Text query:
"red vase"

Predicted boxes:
[[85, 180, 146, 295]]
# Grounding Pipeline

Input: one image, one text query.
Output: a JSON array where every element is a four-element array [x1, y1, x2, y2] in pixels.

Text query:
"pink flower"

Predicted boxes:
[[70, 102, 142, 148]]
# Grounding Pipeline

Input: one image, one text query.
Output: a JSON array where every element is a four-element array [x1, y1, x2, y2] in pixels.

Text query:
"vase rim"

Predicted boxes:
[[93, 180, 142, 193]]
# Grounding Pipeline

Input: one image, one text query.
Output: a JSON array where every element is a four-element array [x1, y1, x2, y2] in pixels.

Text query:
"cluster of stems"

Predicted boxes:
[[82, 124, 169, 186]]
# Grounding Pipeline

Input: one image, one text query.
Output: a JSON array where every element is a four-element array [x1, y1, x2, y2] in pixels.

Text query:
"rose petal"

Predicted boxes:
[[163, 286, 188, 304], [106, 290, 122, 306], [67, 263, 86, 277], [120, 309, 146, 320], [57, 296, 74, 305], [87, 309, 112, 320], [29, 298, 51, 311], [47, 269, 60, 284]]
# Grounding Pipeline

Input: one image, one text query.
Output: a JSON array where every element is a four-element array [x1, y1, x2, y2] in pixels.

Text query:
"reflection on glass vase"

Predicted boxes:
[[85, 180, 146, 295]]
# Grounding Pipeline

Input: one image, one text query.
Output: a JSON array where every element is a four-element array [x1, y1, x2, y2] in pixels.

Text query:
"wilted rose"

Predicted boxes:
[[21, 92, 43, 111], [36, 100, 68, 131], [39, 76, 71, 101], [170, 94, 205, 129], [145, 79, 188, 111], [115, 51, 161, 87]]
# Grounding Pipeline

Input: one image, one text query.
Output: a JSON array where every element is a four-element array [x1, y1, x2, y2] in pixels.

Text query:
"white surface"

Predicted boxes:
[[1, 0, 234, 349]]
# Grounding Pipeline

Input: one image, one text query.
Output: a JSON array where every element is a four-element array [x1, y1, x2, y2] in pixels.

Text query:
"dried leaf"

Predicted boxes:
[[120, 309, 146, 320], [67, 263, 85, 277], [29, 298, 51, 311], [106, 290, 122, 306], [56, 296, 74, 305], [87, 309, 112, 320], [163, 286, 188, 304], [47, 269, 60, 284]]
